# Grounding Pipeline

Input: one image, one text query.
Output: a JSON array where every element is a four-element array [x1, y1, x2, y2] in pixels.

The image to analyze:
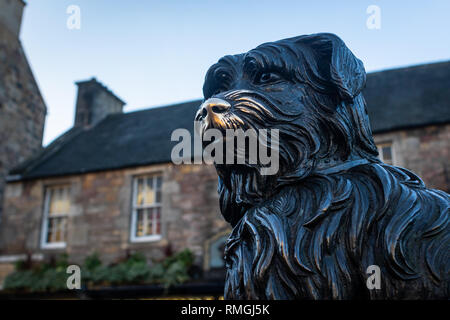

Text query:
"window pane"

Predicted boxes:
[[377, 143, 394, 165], [147, 208, 154, 235], [132, 175, 163, 240], [54, 218, 63, 242], [156, 190, 161, 203], [46, 217, 67, 243], [62, 217, 67, 241], [134, 207, 162, 238], [144, 177, 155, 204], [43, 186, 70, 246], [56, 189, 63, 213], [156, 176, 162, 189], [48, 189, 58, 214], [136, 178, 144, 205], [155, 207, 161, 235], [48, 187, 70, 216], [156, 221, 161, 235], [46, 218, 54, 243], [382, 146, 392, 161], [60, 188, 70, 213], [136, 209, 145, 237]]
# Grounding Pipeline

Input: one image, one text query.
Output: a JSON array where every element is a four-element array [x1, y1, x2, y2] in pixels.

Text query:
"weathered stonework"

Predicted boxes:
[[373, 123, 450, 192], [0, 163, 226, 271], [0, 0, 47, 221]]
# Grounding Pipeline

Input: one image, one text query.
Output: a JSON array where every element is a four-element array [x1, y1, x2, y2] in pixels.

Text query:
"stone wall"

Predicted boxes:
[[0, 0, 25, 37], [373, 123, 450, 192], [0, 2, 47, 221], [0, 163, 226, 270]]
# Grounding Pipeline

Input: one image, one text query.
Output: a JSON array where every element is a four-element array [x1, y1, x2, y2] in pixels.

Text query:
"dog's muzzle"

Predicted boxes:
[[195, 98, 231, 133]]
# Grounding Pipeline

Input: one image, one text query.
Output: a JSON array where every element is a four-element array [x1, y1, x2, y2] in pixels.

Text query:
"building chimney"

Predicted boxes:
[[0, 0, 26, 38], [74, 78, 125, 128]]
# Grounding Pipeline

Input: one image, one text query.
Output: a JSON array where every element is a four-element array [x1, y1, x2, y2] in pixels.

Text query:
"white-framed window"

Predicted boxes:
[[130, 174, 163, 242], [377, 142, 394, 165], [41, 185, 70, 249]]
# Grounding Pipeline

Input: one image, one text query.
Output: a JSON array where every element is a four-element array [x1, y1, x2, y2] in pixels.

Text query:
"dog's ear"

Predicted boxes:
[[298, 33, 366, 101]]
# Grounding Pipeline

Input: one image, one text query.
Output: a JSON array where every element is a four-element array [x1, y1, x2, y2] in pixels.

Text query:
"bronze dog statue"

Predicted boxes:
[[196, 33, 449, 299]]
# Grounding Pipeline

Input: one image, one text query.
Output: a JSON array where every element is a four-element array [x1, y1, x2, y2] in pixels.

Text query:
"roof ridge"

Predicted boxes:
[[367, 59, 450, 75], [122, 99, 202, 116]]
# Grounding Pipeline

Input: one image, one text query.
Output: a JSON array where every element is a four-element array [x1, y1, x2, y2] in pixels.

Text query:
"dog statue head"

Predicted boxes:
[[196, 33, 379, 226]]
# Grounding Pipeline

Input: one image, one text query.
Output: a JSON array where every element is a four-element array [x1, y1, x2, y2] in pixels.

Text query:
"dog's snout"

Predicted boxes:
[[195, 97, 235, 132], [201, 98, 231, 118]]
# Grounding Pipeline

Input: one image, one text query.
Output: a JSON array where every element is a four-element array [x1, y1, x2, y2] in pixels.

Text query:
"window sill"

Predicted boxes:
[[130, 235, 162, 243], [41, 242, 67, 250]]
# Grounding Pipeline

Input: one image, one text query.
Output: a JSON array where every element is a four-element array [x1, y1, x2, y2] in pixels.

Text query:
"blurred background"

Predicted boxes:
[[0, 0, 448, 298]]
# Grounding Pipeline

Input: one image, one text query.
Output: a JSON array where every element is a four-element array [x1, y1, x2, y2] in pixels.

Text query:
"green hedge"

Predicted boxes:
[[3, 249, 194, 293]]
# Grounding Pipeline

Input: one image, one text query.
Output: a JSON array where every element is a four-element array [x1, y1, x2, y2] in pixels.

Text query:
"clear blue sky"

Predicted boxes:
[[20, 0, 450, 145]]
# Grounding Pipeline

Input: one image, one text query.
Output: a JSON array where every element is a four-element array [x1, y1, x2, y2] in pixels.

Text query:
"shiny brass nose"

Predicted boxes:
[[200, 98, 231, 118]]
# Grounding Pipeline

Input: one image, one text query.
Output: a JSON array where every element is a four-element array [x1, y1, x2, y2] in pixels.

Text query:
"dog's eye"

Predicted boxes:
[[255, 72, 282, 85]]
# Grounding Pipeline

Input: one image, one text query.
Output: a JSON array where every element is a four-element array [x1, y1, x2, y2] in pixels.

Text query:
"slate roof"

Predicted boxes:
[[364, 60, 450, 133], [9, 100, 203, 180], [9, 61, 450, 181]]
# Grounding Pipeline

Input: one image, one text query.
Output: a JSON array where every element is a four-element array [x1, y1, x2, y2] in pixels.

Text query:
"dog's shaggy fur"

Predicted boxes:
[[200, 33, 449, 299]]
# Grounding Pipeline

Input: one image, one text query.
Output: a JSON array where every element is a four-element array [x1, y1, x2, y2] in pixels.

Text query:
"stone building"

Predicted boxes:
[[0, 23, 449, 287], [0, 0, 47, 279], [365, 61, 450, 193]]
